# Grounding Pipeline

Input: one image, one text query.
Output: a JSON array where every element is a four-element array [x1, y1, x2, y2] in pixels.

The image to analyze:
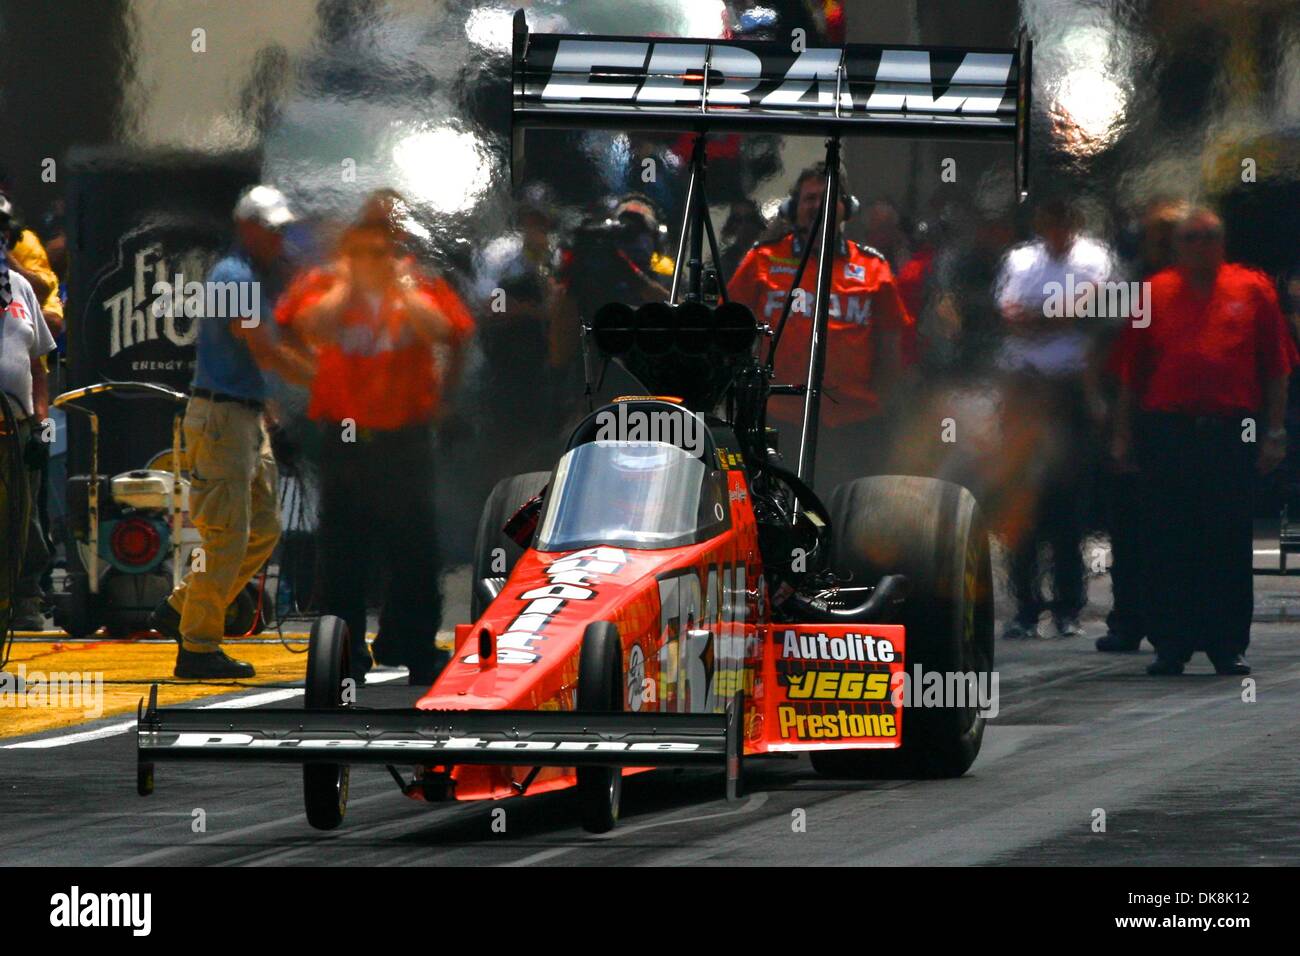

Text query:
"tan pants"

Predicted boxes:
[[169, 397, 280, 652]]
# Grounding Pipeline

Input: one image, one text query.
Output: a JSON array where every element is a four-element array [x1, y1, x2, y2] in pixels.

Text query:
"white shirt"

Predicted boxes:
[[994, 236, 1116, 375], [0, 270, 56, 417]]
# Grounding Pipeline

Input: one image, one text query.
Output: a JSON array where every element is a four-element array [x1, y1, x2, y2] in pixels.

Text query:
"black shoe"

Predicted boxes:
[[352, 643, 373, 683], [174, 647, 256, 679], [370, 632, 403, 667], [1096, 632, 1142, 653], [12, 599, 48, 631], [1146, 656, 1185, 676], [1210, 654, 1251, 676], [148, 600, 182, 642]]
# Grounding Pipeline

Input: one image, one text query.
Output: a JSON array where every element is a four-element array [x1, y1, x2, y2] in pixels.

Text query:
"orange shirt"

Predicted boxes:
[[1112, 263, 1297, 414], [275, 267, 474, 430], [727, 232, 913, 427]]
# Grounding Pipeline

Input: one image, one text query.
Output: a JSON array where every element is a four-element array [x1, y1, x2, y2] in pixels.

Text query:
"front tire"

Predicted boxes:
[[811, 476, 994, 779], [303, 615, 352, 830], [576, 621, 624, 833]]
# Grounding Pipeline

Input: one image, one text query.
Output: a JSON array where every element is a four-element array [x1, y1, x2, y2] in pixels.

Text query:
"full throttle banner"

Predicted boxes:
[[64, 148, 256, 476]]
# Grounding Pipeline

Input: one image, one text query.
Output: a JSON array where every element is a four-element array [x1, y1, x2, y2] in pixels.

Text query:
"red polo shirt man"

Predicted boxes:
[[727, 164, 913, 491], [276, 217, 474, 684], [1111, 207, 1297, 676]]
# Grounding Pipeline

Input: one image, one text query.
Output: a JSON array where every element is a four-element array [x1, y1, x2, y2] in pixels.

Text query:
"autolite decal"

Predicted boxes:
[[463, 547, 628, 665], [780, 629, 897, 663]]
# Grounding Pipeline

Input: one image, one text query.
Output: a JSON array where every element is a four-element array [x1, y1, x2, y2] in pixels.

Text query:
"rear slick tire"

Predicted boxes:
[[811, 475, 994, 780], [575, 621, 624, 834]]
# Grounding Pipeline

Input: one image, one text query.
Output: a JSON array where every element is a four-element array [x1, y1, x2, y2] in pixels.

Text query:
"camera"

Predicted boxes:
[[565, 198, 670, 313]]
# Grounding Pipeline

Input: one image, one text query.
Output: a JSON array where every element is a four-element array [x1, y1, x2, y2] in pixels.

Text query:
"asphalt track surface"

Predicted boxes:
[[3, 553, 1298, 867]]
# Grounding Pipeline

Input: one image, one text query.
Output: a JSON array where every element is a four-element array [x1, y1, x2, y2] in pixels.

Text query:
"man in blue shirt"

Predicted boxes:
[[150, 186, 297, 679]]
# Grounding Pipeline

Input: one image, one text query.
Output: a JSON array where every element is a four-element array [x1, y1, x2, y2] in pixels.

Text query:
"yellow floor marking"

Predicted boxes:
[[0, 637, 308, 739]]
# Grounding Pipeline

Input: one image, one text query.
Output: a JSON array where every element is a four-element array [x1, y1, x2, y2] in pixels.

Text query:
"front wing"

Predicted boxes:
[[136, 688, 744, 798]]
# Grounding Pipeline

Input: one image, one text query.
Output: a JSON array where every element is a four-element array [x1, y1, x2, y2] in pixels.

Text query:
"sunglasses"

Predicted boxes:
[[1179, 230, 1222, 242]]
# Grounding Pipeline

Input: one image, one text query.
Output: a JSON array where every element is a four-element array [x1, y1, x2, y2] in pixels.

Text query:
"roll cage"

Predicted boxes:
[[510, 9, 1030, 487]]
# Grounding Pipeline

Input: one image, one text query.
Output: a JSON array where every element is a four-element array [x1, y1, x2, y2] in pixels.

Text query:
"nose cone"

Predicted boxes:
[[417, 545, 684, 712]]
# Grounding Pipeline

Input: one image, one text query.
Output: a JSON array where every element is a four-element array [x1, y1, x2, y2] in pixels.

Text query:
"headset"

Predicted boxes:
[[609, 192, 667, 237], [778, 161, 860, 224]]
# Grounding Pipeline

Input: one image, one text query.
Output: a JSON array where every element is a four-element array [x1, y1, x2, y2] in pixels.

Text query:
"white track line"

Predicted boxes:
[[198, 688, 306, 709], [3, 719, 139, 749], [1, 670, 407, 749]]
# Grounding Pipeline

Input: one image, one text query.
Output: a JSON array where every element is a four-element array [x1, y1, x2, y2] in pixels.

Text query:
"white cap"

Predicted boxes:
[[233, 185, 296, 230]]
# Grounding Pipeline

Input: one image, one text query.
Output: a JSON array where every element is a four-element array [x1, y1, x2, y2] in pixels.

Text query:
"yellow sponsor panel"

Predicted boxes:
[[777, 704, 897, 740]]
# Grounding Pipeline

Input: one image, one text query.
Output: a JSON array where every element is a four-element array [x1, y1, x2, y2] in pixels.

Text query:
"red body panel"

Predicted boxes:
[[416, 469, 763, 800], [413, 468, 905, 802]]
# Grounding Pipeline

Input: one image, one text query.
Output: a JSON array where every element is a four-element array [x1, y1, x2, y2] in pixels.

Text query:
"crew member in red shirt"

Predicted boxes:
[[276, 204, 474, 683], [727, 163, 913, 491], [1111, 207, 1297, 675]]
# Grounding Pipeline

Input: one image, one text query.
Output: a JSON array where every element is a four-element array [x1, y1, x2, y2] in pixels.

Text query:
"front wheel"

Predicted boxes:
[[575, 621, 624, 833], [303, 615, 352, 830]]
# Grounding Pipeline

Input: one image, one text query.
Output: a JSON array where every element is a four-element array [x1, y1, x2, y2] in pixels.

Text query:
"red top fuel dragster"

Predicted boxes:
[[137, 12, 1029, 833]]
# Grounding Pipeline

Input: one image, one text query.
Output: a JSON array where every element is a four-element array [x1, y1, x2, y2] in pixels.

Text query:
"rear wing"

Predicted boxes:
[[510, 10, 1031, 199]]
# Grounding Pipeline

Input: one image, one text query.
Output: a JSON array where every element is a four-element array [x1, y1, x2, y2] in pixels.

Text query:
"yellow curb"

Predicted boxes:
[[0, 637, 308, 739]]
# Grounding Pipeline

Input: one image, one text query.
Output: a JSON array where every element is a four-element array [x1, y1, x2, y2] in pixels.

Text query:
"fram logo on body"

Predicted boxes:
[[463, 547, 628, 665], [539, 40, 1012, 116]]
